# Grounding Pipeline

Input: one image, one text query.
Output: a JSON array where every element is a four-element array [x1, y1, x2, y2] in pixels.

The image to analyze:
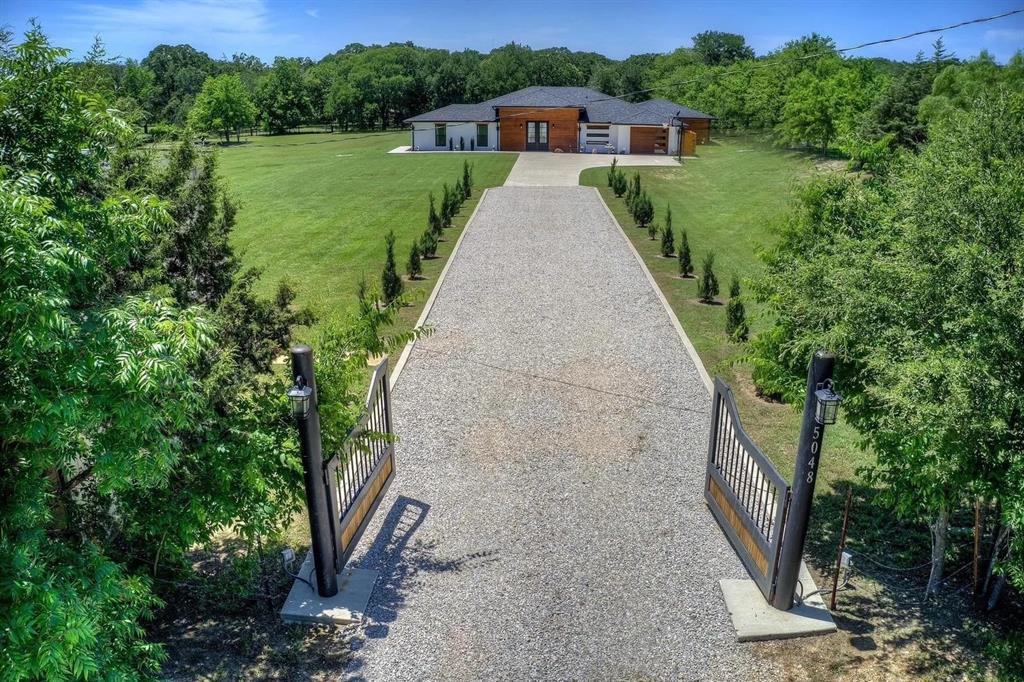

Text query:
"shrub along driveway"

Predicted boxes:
[[345, 184, 774, 680]]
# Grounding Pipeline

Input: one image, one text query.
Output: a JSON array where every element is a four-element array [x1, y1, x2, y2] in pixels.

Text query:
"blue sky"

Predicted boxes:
[[3, 0, 1023, 63]]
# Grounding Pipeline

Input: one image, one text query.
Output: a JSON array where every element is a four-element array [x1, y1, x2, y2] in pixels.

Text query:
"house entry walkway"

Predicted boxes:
[[344, 170, 774, 679], [503, 151, 679, 186]]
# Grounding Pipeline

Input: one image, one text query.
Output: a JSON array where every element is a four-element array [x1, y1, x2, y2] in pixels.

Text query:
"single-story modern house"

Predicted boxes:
[[404, 86, 713, 154]]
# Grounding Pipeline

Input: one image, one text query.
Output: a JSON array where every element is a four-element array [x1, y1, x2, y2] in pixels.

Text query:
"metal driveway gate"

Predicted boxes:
[[325, 358, 396, 573], [704, 378, 791, 602]]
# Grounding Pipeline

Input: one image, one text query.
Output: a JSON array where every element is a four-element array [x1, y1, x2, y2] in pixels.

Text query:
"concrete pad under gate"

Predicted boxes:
[[280, 553, 378, 625], [719, 562, 837, 642]]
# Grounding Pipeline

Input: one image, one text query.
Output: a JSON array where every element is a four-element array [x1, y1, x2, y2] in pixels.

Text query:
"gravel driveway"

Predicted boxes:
[[345, 187, 774, 680]]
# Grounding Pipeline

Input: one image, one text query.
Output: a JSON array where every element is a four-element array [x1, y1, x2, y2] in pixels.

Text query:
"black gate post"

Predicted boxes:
[[291, 345, 338, 597], [772, 350, 835, 610]]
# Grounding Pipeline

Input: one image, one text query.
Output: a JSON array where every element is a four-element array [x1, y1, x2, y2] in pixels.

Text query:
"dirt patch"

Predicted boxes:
[[755, 558, 1020, 680], [148, 537, 356, 680], [155, 610, 353, 681]]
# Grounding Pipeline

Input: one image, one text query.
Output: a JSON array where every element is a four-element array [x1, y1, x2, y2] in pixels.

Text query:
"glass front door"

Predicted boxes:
[[526, 121, 549, 151]]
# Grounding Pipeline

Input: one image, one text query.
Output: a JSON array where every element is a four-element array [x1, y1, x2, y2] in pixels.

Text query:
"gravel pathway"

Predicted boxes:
[[345, 187, 774, 680]]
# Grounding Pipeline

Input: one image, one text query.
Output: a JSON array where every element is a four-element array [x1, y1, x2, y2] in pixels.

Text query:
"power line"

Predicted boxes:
[[596, 7, 1024, 103], [412, 7, 1024, 133], [839, 7, 1024, 53]]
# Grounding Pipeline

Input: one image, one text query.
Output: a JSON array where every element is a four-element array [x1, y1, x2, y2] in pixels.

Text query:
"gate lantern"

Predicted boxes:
[[287, 376, 313, 420], [814, 379, 842, 425]]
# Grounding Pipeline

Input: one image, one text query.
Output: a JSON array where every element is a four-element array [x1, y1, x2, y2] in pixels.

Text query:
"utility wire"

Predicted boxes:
[[596, 7, 1024, 103], [413, 7, 1024, 133]]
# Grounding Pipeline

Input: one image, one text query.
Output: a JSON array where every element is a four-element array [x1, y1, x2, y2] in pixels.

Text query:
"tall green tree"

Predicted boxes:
[[750, 90, 1024, 598], [258, 57, 310, 133], [1, 29, 213, 679], [188, 73, 257, 142], [692, 31, 755, 66], [141, 43, 217, 124]]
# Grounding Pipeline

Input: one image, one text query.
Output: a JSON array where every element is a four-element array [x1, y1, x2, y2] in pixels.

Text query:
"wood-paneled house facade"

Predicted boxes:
[[405, 86, 713, 154]]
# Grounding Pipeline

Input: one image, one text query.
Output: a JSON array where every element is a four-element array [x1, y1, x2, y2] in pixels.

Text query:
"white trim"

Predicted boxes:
[[389, 188, 491, 391], [591, 186, 714, 394]]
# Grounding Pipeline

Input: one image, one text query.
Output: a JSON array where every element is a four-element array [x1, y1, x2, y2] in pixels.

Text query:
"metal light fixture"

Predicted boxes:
[[814, 378, 842, 425], [287, 375, 313, 420]]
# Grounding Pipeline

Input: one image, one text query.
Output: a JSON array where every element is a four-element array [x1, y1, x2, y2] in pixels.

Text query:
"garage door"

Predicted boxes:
[[630, 126, 668, 154]]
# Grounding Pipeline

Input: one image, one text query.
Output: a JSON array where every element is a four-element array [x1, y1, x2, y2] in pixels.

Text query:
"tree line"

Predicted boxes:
[[75, 28, 1022, 167]]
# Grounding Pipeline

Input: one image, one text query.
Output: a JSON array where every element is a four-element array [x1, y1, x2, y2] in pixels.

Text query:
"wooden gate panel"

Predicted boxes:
[[704, 377, 791, 601], [326, 359, 396, 571]]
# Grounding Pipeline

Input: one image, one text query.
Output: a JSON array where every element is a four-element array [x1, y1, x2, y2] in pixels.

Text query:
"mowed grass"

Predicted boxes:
[[581, 135, 866, 503], [217, 131, 517, 331]]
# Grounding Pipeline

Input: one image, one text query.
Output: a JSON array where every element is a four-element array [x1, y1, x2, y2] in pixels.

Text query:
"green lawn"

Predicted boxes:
[[581, 135, 866, 519], [217, 131, 517, 331]]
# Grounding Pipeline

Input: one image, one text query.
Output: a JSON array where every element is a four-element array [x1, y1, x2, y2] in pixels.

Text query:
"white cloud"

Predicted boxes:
[[305, 7, 319, 18], [984, 28, 1024, 43], [65, 0, 297, 58]]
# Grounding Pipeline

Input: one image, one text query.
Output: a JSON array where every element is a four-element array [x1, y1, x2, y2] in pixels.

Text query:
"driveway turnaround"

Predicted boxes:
[[504, 152, 679, 186], [345, 186, 774, 680]]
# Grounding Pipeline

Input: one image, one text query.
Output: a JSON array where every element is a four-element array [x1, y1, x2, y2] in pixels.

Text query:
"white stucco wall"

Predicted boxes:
[[578, 123, 618, 153], [606, 124, 681, 155], [411, 121, 497, 151], [412, 121, 679, 154]]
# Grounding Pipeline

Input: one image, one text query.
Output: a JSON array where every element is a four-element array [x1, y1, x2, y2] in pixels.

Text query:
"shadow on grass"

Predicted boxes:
[[151, 533, 352, 680], [207, 130, 404, 151], [790, 479, 1023, 680], [344, 495, 498, 680]]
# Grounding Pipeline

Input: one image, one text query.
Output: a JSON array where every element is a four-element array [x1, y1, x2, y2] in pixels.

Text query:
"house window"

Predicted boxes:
[[434, 123, 446, 147], [476, 124, 488, 148]]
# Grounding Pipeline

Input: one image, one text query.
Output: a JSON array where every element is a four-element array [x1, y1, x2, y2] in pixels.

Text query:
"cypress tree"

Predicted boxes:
[[441, 183, 454, 228], [462, 160, 473, 198], [678, 228, 693, 277], [634, 191, 654, 229], [611, 169, 627, 197], [428, 192, 442, 236], [629, 172, 643, 214], [381, 230, 403, 304], [607, 158, 618, 187], [407, 241, 422, 280], [697, 251, 719, 304], [454, 178, 465, 208], [726, 274, 749, 341], [648, 220, 659, 240], [420, 229, 438, 259], [660, 204, 675, 255], [625, 171, 638, 209], [660, 224, 675, 257]]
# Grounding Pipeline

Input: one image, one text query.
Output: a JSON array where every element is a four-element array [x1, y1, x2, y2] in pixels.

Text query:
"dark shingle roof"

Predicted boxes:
[[404, 87, 712, 125], [404, 102, 495, 122]]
